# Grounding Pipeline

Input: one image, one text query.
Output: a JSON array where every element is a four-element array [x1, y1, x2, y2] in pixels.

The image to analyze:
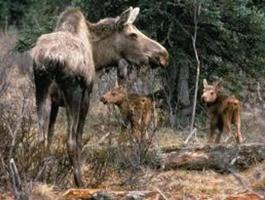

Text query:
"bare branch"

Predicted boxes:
[[0, 67, 9, 97], [155, 187, 169, 200], [189, 1, 201, 139], [8, 97, 28, 160], [184, 127, 197, 144], [9, 159, 29, 200]]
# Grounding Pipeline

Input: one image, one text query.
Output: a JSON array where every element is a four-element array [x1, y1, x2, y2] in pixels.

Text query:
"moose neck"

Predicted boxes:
[[78, 19, 91, 49], [92, 36, 121, 70], [206, 93, 228, 108]]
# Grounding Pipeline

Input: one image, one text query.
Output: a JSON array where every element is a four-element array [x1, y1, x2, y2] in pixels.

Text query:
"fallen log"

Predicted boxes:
[[160, 143, 265, 171], [63, 188, 161, 200], [225, 191, 263, 200]]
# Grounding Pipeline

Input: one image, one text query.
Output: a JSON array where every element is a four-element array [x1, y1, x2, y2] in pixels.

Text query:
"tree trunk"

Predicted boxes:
[[177, 65, 190, 107]]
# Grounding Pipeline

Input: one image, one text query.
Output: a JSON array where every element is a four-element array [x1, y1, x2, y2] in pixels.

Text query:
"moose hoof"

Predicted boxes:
[[237, 136, 245, 144], [224, 136, 232, 143]]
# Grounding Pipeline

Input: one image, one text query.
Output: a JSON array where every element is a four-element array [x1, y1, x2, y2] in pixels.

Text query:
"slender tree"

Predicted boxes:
[[185, 0, 201, 144]]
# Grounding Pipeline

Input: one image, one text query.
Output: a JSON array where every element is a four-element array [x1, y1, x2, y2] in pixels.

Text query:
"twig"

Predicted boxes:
[[155, 188, 169, 200], [174, 18, 192, 38], [10, 159, 22, 192], [0, 67, 9, 97], [5, 16, 8, 34], [162, 22, 174, 47], [9, 158, 28, 200], [184, 127, 197, 144], [98, 132, 111, 144], [257, 82, 263, 102], [7, 97, 27, 160], [228, 168, 251, 191]]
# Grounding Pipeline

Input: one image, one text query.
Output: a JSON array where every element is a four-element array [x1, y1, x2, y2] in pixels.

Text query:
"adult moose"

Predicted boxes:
[[31, 7, 168, 187]]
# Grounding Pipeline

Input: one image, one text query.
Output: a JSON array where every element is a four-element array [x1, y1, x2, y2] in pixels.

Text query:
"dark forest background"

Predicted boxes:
[[1, 0, 265, 128], [0, 1, 265, 198]]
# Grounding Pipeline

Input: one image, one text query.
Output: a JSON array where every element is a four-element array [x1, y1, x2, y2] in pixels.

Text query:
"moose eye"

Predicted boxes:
[[210, 92, 214, 95], [129, 33, 138, 40], [102, 27, 108, 32], [111, 92, 116, 96]]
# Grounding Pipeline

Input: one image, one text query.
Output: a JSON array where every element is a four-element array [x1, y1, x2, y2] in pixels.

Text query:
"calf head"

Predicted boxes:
[[100, 86, 127, 105], [90, 7, 169, 69], [201, 79, 221, 103]]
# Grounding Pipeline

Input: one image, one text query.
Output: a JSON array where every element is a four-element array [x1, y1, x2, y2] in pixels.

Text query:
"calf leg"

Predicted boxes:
[[142, 110, 151, 140], [223, 119, 232, 143], [131, 118, 141, 142], [215, 131, 222, 143], [208, 123, 216, 143], [234, 109, 243, 144]]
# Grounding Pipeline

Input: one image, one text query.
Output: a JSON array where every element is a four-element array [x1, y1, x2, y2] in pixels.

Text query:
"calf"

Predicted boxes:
[[201, 79, 243, 144], [100, 86, 152, 142]]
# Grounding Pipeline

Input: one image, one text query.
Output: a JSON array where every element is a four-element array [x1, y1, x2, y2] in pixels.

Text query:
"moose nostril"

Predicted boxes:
[[100, 97, 106, 103], [163, 49, 169, 58], [158, 50, 169, 67], [160, 56, 168, 67]]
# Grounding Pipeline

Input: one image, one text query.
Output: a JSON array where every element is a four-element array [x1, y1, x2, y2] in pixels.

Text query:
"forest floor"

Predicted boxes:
[[77, 109, 265, 199], [0, 64, 264, 199], [4, 109, 262, 200]]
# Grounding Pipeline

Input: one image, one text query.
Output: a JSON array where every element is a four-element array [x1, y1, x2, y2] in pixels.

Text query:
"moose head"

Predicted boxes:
[[89, 7, 169, 70], [201, 79, 222, 103]]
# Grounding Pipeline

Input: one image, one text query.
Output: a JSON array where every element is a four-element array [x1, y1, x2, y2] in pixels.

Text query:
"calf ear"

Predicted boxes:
[[203, 79, 208, 88], [214, 80, 222, 89]]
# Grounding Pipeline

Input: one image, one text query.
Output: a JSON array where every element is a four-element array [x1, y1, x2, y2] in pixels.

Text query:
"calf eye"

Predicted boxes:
[[129, 33, 138, 40]]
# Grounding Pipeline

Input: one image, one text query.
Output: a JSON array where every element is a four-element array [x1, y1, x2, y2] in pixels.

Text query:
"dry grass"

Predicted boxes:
[[146, 170, 243, 199], [242, 161, 265, 191], [0, 29, 265, 200], [32, 183, 58, 200]]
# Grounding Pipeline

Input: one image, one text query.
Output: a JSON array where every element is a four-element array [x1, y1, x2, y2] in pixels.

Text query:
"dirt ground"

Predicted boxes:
[[0, 65, 264, 199], [21, 108, 264, 200]]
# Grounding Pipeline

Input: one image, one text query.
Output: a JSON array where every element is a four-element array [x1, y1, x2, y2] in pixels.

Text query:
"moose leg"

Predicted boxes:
[[34, 72, 52, 148], [47, 103, 59, 147], [76, 90, 90, 166], [61, 82, 84, 187]]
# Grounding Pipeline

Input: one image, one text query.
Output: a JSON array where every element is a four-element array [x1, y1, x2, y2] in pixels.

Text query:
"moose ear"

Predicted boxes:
[[116, 7, 133, 27], [203, 79, 208, 88], [127, 7, 140, 24], [117, 7, 139, 28], [214, 80, 222, 88]]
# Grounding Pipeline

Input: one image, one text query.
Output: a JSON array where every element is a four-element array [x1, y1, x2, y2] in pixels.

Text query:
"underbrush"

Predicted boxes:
[[0, 29, 265, 199]]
